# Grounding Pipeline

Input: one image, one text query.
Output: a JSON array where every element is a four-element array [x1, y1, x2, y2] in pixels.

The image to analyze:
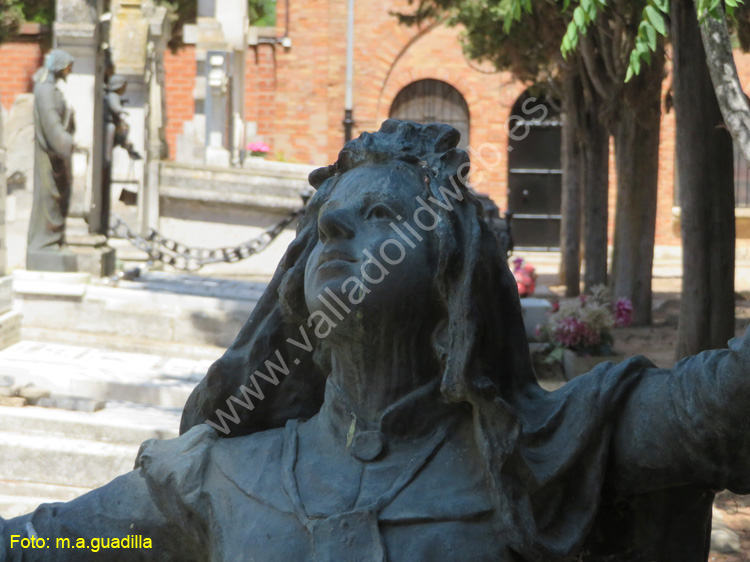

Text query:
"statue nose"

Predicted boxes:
[[318, 209, 355, 243]]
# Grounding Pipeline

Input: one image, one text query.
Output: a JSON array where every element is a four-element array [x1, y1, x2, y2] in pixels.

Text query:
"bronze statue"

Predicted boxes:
[[105, 75, 142, 162], [2, 121, 750, 561], [26, 49, 78, 272]]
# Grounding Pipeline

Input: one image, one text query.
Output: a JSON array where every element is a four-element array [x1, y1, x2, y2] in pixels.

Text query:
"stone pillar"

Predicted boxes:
[[215, 0, 247, 167], [109, 0, 170, 236], [0, 91, 8, 277], [110, 0, 149, 205], [205, 49, 231, 167], [177, 0, 247, 167], [141, 2, 170, 236], [0, 92, 22, 350], [54, 0, 115, 276]]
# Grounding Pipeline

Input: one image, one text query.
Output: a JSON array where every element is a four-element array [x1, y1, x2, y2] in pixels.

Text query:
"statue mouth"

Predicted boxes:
[[319, 250, 357, 267]]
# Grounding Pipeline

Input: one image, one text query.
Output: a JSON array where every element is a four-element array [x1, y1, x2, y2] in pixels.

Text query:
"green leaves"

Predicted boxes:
[[499, 0, 536, 33], [624, 2, 667, 82], [696, 0, 743, 20], [560, 0, 608, 59], [644, 5, 666, 34], [0, 0, 24, 43], [623, 0, 744, 81]]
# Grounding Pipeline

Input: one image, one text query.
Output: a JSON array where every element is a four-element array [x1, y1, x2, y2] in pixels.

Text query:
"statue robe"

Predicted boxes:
[[27, 73, 74, 252], [1, 330, 749, 561]]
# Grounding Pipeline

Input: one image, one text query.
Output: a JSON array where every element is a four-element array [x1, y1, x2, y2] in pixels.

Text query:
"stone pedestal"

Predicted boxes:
[[0, 277, 22, 351], [26, 250, 79, 273], [67, 233, 116, 277]]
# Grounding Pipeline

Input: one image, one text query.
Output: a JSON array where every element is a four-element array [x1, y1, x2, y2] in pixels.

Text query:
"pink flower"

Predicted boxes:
[[551, 301, 560, 313], [246, 141, 270, 154], [554, 317, 586, 348], [513, 257, 524, 272], [613, 298, 634, 327]]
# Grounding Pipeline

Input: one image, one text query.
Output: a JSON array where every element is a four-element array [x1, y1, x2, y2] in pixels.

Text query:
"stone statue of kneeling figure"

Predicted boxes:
[[2, 120, 750, 561]]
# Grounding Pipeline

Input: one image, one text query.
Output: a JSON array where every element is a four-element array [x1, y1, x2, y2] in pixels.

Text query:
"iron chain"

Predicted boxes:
[[109, 208, 303, 272]]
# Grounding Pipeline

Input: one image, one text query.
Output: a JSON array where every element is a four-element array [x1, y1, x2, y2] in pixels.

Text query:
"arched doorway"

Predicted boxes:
[[506, 91, 562, 251], [389, 79, 470, 149]]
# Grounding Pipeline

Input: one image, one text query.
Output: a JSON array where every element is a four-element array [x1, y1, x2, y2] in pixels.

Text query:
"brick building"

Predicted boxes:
[[3, 1, 750, 249]]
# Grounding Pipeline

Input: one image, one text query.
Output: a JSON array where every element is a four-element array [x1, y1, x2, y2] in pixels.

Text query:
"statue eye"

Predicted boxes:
[[366, 204, 394, 220]]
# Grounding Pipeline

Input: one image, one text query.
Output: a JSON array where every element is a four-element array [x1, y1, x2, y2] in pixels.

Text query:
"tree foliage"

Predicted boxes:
[[249, 0, 276, 26], [1, 0, 276, 46], [558, 0, 743, 81], [0, 0, 25, 43]]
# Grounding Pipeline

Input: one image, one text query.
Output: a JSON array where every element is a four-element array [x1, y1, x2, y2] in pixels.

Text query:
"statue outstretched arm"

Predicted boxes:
[[610, 327, 750, 495], [0, 471, 198, 561], [36, 85, 73, 159], [0, 426, 217, 561]]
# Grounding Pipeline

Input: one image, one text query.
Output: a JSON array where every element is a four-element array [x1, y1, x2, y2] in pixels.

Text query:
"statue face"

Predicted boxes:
[[304, 164, 436, 323]]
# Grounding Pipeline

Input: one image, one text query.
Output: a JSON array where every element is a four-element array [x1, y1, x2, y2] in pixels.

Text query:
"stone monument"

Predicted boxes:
[[177, 0, 247, 167], [3, 121, 750, 561], [53, 0, 115, 276]]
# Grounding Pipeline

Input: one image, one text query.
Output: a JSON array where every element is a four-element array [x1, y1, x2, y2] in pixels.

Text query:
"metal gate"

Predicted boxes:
[[507, 95, 562, 251], [389, 79, 470, 149]]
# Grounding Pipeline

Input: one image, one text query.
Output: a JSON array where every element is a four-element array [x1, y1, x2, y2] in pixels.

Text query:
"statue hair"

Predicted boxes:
[[180, 120, 542, 509]]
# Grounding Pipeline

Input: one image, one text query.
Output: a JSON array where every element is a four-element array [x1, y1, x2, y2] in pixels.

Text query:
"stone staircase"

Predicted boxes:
[[0, 401, 181, 518]]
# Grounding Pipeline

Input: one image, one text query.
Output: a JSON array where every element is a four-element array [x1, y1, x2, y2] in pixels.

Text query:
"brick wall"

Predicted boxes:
[[163, 45, 196, 159], [244, 43, 277, 150], [5, 4, 750, 249], [0, 39, 43, 110]]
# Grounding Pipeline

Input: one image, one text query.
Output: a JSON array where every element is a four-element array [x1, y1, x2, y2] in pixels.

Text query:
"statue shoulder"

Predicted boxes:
[[136, 424, 290, 515], [32, 79, 56, 102], [136, 424, 220, 487]]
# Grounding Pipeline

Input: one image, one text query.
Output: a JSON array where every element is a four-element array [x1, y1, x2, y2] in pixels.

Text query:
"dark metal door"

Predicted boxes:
[[507, 96, 562, 250], [390, 79, 470, 149], [735, 143, 750, 207]]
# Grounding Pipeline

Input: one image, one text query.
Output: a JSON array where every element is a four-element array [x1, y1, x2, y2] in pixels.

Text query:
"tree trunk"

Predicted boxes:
[[672, 0, 735, 359], [560, 72, 583, 297], [581, 98, 609, 293], [611, 46, 665, 326], [698, 2, 750, 163]]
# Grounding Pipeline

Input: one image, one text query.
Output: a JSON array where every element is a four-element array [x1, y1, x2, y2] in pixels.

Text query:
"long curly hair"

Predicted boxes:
[[181, 119, 539, 437]]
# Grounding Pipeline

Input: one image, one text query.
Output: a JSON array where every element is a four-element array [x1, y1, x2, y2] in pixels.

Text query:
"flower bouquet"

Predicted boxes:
[[536, 285, 633, 378]]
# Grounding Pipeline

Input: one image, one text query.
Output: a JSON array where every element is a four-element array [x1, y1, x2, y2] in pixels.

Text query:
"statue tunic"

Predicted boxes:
[[27, 73, 74, 252], [2, 330, 750, 561]]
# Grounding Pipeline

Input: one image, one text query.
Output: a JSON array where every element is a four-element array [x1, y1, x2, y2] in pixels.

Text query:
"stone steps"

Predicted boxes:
[[0, 430, 138, 489], [0, 402, 181, 518], [0, 402, 180, 445], [0, 342, 200, 409]]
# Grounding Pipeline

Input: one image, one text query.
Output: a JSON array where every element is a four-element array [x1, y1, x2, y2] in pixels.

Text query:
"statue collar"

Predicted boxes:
[[319, 377, 463, 462]]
